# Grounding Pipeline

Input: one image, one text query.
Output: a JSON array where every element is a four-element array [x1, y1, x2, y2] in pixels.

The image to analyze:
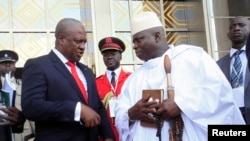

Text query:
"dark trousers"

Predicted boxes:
[[0, 126, 12, 141]]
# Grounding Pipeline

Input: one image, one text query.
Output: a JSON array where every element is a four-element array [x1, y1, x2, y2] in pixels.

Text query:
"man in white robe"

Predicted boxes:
[[115, 11, 245, 141]]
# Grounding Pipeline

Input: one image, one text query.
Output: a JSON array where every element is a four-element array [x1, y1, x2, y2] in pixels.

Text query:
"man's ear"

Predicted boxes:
[[154, 32, 161, 42], [58, 35, 64, 45]]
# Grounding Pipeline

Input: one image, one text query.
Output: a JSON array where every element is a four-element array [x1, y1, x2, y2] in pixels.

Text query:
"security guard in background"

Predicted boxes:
[[96, 37, 131, 141], [0, 50, 26, 141]]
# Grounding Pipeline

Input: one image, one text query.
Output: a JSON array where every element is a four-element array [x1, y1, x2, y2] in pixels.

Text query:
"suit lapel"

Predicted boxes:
[[49, 51, 87, 103], [76, 62, 92, 105], [222, 55, 231, 82], [117, 69, 128, 84]]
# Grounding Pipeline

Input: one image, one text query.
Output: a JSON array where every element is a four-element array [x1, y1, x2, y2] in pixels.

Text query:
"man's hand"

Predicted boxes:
[[80, 104, 101, 128], [0, 106, 25, 126], [155, 99, 181, 120], [128, 95, 158, 123]]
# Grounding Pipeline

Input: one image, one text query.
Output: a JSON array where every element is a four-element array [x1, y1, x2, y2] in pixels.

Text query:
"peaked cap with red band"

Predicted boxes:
[[98, 37, 126, 53]]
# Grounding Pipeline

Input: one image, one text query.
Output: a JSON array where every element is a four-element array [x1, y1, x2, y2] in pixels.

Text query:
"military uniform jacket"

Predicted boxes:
[[95, 69, 131, 141]]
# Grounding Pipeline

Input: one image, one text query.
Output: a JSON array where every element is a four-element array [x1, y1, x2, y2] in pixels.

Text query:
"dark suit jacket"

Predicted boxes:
[[217, 54, 250, 124], [21, 51, 114, 141], [246, 35, 250, 70]]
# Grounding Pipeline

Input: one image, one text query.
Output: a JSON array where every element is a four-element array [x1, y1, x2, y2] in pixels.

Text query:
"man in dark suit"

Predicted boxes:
[[21, 18, 114, 141], [0, 50, 26, 141], [217, 16, 250, 124]]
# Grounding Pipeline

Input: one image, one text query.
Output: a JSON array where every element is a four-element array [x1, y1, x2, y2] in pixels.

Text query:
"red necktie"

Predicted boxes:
[[66, 61, 88, 104]]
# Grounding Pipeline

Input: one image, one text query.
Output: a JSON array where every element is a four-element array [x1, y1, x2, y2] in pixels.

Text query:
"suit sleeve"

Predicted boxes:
[[21, 59, 77, 122]]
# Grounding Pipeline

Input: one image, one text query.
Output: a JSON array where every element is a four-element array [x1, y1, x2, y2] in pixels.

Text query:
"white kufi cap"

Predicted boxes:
[[130, 11, 163, 36]]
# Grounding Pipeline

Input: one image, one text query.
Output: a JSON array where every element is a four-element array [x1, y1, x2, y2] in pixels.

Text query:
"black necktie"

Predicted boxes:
[[111, 71, 116, 87]]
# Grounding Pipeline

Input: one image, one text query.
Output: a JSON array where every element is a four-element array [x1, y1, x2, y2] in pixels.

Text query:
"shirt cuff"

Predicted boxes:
[[74, 102, 81, 121]]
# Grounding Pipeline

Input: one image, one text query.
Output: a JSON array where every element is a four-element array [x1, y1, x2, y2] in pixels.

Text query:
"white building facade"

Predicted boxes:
[[0, 0, 249, 76]]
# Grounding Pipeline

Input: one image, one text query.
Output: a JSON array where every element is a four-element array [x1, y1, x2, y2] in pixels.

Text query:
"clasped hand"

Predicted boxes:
[[128, 95, 181, 122], [80, 104, 101, 128], [0, 106, 25, 126]]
